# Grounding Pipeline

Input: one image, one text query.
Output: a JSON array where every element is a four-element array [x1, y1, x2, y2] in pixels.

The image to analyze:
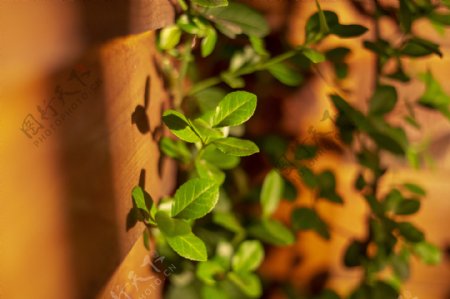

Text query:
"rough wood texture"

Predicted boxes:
[[0, 2, 175, 297]]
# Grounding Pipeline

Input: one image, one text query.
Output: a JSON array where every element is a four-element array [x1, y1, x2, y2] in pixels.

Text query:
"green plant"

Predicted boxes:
[[128, 0, 450, 298]]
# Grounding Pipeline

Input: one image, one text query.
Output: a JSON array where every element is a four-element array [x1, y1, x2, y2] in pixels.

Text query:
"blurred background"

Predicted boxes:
[[0, 0, 448, 298]]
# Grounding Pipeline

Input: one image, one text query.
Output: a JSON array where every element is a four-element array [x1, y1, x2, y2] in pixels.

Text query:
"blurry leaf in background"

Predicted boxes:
[[418, 70, 450, 120], [397, 222, 425, 243], [292, 207, 330, 239], [249, 219, 295, 246], [192, 0, 228, 8], [202, 2, 269, 38], [232, 240, 264, 273], [413, 241, 442, 265], [228, 272, 262, 298], [158, 25, 182, 50], [267, 63, 303, 86], [369, 85, 398, 116], [261, 170, 284, 218], [160, 137, 191, 162]]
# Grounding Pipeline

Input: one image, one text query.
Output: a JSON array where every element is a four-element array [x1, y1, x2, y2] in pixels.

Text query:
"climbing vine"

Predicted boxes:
[[128, 0, 450, 298]]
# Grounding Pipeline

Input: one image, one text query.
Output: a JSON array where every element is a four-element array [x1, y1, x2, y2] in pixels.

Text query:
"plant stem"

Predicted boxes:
[[174, 37, 194, 109], [188, 49, 299, 96]]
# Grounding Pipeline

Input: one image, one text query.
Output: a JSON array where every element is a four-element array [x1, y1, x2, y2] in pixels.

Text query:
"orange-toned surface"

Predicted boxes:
[[0, 29, 175, 298]]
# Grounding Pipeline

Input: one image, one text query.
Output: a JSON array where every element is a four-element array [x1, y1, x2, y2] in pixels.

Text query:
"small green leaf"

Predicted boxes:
[[303, 48, 326, 63], [397, 222, 425, 243], [249, 36, 269, 56], [158, 25, 182, 50], [132, 186, 152, 214], [195, 88, 227, 113], [195, 159, 226, 184], [166, 233, 208, 261], [212, 91, 257, 128], [202, 27, 218, 57], [227, 272, 262, 298], [369, 85, 398, 115], [163, 110, 201, 143], [294, 144, 317, 160], [331, 94, 373, 132], [197, 260, 226, 285], [344, 240, 365, 267], [213, 211, 243, 233], [192, 0, 228, 8], [291, 207, 330, 239], [213, 137, 259, 156], [172, 178, 220, 220], [160, 137, 191, 162], [383, 189, 403, 212], [413, 242, 442, 265], [261, 170, 284, 218], [155, 211, 191, 237], [403, 183, 426, 196], [267, 63, 303, 86], [232, 240, 264, 273], [203, 3, 270, 38], [298, 166, 317, 188], [418, 71, 450, 120], [192, 118, 224, 143], [395, 199, 420, 215], [401, 37, 442, 57], [331, 24, 368, 38], [249, 219, 295, 246], [202, 145, 240, 169]]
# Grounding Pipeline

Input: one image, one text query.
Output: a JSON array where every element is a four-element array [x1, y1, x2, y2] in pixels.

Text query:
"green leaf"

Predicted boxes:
[[344, 240, 365, 267], [330, 94, 373, 132], [401, 37, 442, 57], [195, 159, 226, 184], [197, 260, 226, 285], [294, 144, 317, 160], [391, 251, 410, 281], [303, 48, 326, 63], [403, 183, 426, 196], [267, 63, 303, 86], [227, 272, 262, 298], [172, 178, 220, 220], [249, 219, 295, 246], [369, 85, 398, 115], [283, 178, 298, 201], [132, 186, 152, 214], [203, 3, 269, 38], [195, 88, 227, 113], [213, 211, 243, 233], [202, 27, 218, 57], [166, 233, 208, 261], [213, 137, 259, 156], [395, 199, 420, 215], [201, 285, 229, 299], [163, 110, 201, 143], [249, 36, 269, 56], [232, 240, 264, 273], [383, 189, 403, 212], [155, 211, 191, 237], [298, 166, 317, 188], [160, 137, 191, 162], [397, 222, 425, 243], [291, 207, 330, 239], [305, 11, 338, 43], [261, 170, 284, 218], [331, 24, 368, 38], [192, 118, 224, 143], [317, 289, 340, 299], [192, 0, 228, 8], [158, 25, 182, 50], [418, 71, 450, 120], [413, 242, 442, 265], [212, 91, 257, 127], [202, 145, 240, 169]]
